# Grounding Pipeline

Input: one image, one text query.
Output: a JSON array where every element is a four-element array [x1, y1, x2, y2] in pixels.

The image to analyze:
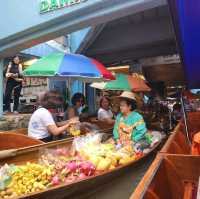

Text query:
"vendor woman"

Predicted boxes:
[[113, 91, 147, 147], [28, 90, 78, 142]]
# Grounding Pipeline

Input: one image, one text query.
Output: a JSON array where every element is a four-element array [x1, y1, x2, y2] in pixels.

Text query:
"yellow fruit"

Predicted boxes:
[[33, 182, 39, 189], [38, 183, 45, 190], [5, 189, 12, 195], [109, 165, 116, 170], [112, 152, 123, 161], [97, 158, 112, 171], [16, 190, 21, 196], [31, 188, 35, 193], [10, 193, 18, 198], [119, 156, 133, 165], [27, 185, 32, 191], [106, 155, 117, 166], [89, 156, 101, 167], [0, 191, 6, 197]]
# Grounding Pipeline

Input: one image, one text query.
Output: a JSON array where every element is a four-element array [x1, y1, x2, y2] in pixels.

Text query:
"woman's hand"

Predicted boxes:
[[48, 117, 79, 136], [116, 139, 121, 145], [115, 139, 122, 150], [68, 117, 79, 126], [6, 73, 13, 78]]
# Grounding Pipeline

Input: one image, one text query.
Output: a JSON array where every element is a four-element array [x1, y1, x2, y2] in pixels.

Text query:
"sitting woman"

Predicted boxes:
[[28, 90, 78, 142], [113, 91, 148, 151], [64, 92, 88, 120], [98, 96, 115, 125]]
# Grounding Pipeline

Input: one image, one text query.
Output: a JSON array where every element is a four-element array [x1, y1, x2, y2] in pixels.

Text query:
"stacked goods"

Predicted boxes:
[[0, 133, 161, 198], [0, 163, 54, 198]]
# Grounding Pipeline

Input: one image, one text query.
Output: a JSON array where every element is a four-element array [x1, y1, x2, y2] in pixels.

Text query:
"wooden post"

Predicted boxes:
[[180, 92, 191, 145], [0, 59, 4, 117]]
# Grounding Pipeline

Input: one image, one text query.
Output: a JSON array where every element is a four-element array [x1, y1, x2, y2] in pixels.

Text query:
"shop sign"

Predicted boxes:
[[40, 0, 88, 13]]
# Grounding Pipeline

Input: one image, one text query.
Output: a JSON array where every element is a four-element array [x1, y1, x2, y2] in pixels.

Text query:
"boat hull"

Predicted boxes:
[[130, 154, 200, 199], [0, 133, 161, 199]]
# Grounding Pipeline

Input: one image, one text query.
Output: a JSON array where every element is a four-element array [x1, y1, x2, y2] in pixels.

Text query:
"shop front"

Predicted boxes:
[[0, 0, 166, 116]]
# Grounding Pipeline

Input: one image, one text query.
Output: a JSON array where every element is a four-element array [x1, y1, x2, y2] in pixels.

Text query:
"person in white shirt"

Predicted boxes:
[[98, 96, 115, 125], [28, 90, 78, 142]]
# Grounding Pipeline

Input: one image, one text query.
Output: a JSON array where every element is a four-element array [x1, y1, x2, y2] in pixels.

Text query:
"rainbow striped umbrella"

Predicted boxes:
[[90, 73, 151, 92], [23, 53, 115, 81]]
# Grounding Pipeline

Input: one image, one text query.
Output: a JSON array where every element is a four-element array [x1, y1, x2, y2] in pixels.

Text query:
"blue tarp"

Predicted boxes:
[[168, 0, 200, 89]]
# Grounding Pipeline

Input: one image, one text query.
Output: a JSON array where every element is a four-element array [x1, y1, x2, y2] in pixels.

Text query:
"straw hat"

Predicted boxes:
[[119, 91, 136, 101]]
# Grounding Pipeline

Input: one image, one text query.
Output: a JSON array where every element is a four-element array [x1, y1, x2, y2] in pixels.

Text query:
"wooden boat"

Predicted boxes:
[[0, 133, 162, 199], [160, 124, 191, 155], [160, 111, 200, 155], [0, 128, 27, 135], [0, 120, 113, 151], [130, 154, 200, 199], [179, 111, 200, 141], [0, 132, 44, 150], [0, 119, 113, 136]]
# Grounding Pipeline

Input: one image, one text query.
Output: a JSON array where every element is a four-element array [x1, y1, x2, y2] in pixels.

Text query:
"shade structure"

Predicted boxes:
[[23, 53, 115, 81], [90, 73, 151, 92], [90, 82, 107, 90]]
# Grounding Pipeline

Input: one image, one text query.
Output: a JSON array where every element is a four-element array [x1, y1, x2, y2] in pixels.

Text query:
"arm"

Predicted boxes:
[[56, 117, 79, 127], [47, 123, 71, 136], [18, 64, 23, 77], [48, 117, 79, 135], [41, 110, 78, 136], [56, 120, 69, 127], [132, 115, 147, 142], [5, 63, 13, 78]]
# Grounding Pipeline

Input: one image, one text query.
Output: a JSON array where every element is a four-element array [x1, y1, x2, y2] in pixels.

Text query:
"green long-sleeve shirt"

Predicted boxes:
[[113, 111, 147, 142]]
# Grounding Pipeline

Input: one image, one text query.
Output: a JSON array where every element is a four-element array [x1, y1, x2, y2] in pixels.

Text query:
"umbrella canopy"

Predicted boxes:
[[23, 53, 115, 81], [90, 73, 151, 92]]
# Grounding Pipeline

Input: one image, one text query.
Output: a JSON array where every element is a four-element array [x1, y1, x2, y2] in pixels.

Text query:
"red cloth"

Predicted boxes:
[[191, 132, 200, 155]]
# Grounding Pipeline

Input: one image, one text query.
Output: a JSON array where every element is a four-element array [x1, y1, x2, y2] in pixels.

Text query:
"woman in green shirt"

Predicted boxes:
[[113, 91, 147, 147]]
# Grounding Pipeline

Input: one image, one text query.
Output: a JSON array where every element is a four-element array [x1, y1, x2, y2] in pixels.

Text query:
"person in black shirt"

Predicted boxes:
[[4, 55, 23, 113]]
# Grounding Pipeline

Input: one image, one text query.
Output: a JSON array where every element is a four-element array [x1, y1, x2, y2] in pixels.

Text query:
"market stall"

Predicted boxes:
[[0, 131, 163, 199]]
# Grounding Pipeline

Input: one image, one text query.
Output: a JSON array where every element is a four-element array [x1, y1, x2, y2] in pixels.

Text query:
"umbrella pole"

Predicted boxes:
[[180, 91, 191, 145]]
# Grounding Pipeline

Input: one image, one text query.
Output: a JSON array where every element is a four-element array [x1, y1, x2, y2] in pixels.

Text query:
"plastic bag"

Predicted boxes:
[[79, 122, 100, 134], [0, 164, 16, 190], [149, 131, 163, 147], [72, 133, 103, 153], [69, 123, 81, 137], [38, 146, 73, 169]]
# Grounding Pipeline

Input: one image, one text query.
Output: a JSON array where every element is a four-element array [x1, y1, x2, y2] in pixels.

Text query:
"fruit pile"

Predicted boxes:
[[0, 163, 54, 198], [0, 136, 143, 198], [78, 143, 137, 171], [69, 125, 81, 137]]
